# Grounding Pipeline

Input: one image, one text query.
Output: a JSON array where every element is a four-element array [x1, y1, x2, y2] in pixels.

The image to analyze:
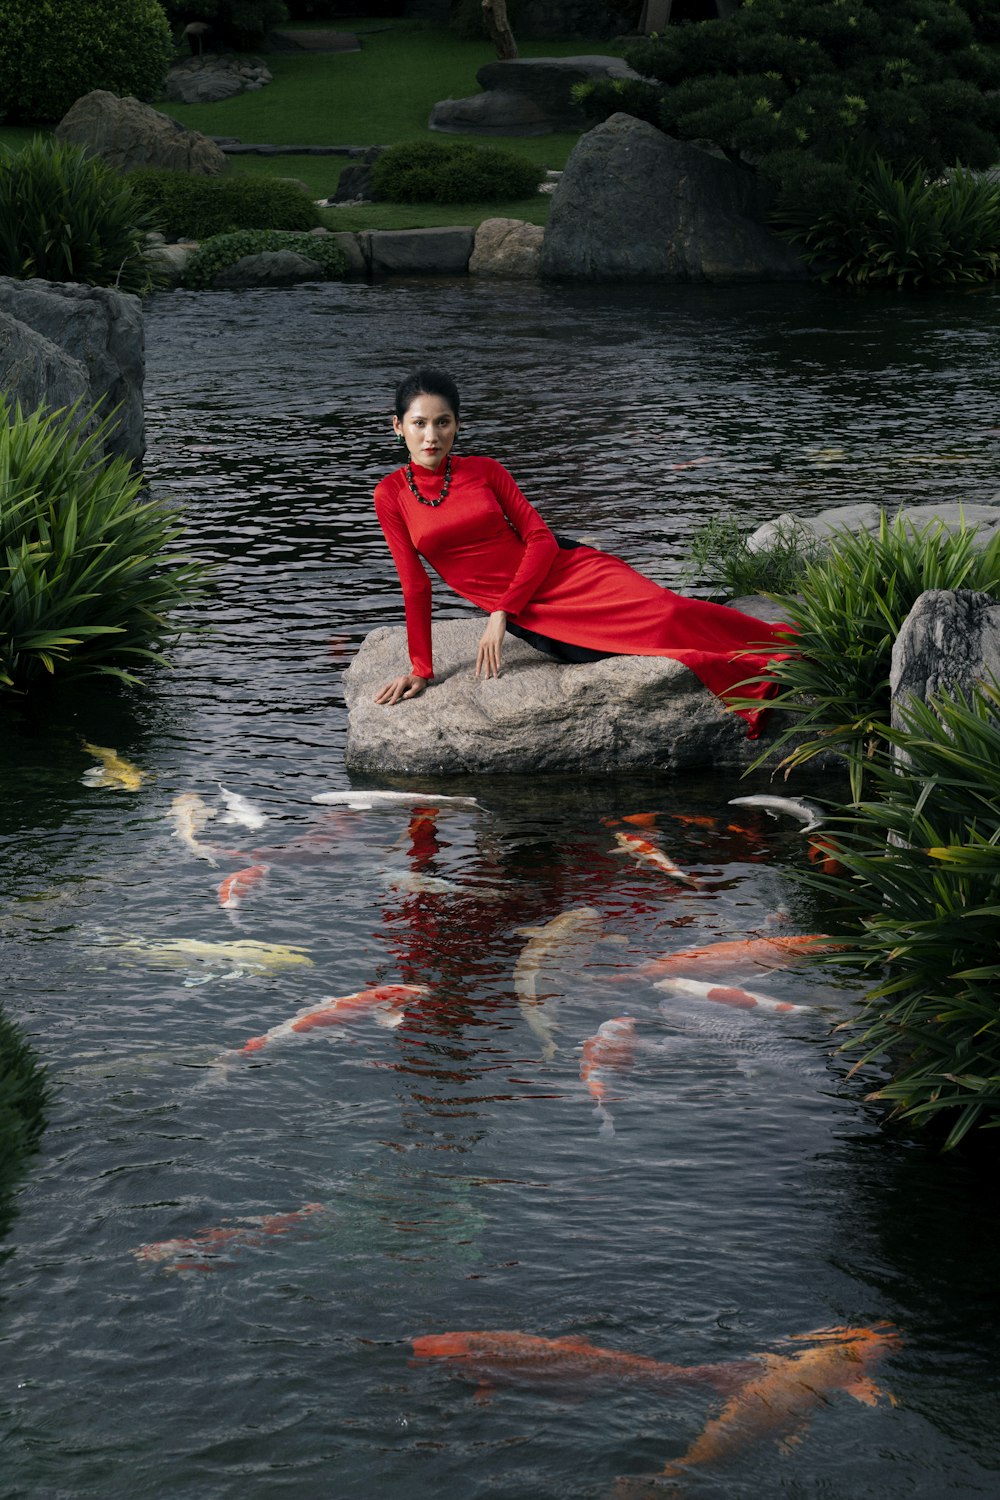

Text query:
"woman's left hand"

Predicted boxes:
[[476, 611, 507, 680]]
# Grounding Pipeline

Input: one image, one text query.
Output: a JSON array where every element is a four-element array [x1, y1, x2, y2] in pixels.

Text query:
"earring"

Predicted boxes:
[[395, 432, 404, 444]]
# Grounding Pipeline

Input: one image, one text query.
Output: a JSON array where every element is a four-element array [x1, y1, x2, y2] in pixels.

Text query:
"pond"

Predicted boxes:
[[1, 278, 1000, 1499]]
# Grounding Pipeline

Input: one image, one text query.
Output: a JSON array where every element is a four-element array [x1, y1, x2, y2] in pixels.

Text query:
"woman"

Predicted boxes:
[[373, 368, 793, 738]]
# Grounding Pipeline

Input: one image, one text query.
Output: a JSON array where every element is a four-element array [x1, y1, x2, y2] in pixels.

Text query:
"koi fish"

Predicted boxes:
[[612, 831, 700, 888], [637, 933, 842, 981], [115, 935, 312, 975], [620, 812, 660, 828], [728, 795, 826, 832], [807, 835, 848, 876], [381, 871, 504, 899], [657, 976, 811, 1015], [217, 785, 269, 831], [235, 983, 427, 1055], [217, 863, 269, 909], [513, 908, 625, 1061], [134, 1202, 325, 1273], [81, 742, 145, 791], [312, 790, 479, 810], [410, 1330, 757, 1402], [580, 1015, 636, 1137], [170, 792, 218, 866], [655, 1322, 901, 1480]]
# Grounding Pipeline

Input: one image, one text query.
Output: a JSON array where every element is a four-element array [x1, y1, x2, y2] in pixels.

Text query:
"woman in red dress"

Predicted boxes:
[[374, 369, 793, 738]]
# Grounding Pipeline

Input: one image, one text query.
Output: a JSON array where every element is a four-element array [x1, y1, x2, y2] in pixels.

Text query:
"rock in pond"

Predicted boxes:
[[210, 251, 325, 288], [470, 218, 544, 278], [344, 616, 788, 777], [891, 589, 1000, 737]]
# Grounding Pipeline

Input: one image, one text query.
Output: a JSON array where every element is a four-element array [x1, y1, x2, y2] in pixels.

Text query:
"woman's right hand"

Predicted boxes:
[[374, 673, 429, 706]]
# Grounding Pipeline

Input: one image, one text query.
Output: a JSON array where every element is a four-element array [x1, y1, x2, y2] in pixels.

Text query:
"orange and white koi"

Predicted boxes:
[[656, 1322, 901, 1480], [637, 933, 842, 981], [410, 1330, 756, 1402], [612, 830, 700, 888], [580, 1016, 636, 1137], [235, 983, 427, 1056], [656, 976, 811, 1015], [217, 863, 269, 909], [134, 1202, 325, 1273]]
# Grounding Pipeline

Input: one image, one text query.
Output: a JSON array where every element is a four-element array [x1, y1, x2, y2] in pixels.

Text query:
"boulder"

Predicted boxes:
[[164, 56, 272, 105], [541, 113, 807, 284], [362, 227, 475, 277], [344, 614, 789, 777], [0, 311, 92, 430], [469, 218, 544, 278], [749, 501, 1000, 554], [476, 57, 643, 132], [0, 278, 144, 465], [430, 91, 551, 137], [210, 251, 325, 288], [144, 242, 199, 287], [55, 90, 227, 175], [890, 589, 1000, 737]]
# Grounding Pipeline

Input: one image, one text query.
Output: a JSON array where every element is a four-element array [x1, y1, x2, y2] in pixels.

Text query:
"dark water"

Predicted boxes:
[[2, 280, 1000, 1499]]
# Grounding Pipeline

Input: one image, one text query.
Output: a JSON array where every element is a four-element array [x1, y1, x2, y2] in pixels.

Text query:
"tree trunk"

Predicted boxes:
[[482, 0, 518, 61]]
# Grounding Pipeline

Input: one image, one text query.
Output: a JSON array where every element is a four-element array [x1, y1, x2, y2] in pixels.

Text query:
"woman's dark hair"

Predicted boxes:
[[394, 367, 460, 422]]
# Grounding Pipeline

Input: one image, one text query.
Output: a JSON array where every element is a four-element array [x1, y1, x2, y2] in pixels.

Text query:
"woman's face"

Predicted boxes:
[[393, 393, 458, 471]]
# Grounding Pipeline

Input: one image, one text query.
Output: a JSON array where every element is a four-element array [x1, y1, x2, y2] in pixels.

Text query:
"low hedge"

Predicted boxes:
[[129, 168, 322, 240], [370, 140, 543, 204], [182, 229, 349, 288]]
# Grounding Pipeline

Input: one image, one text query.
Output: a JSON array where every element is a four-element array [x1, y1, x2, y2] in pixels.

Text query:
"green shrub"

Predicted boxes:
[[181, 228, 348, 288], [685, 516, 822, 599], [0, 138, 163, 295], [571, 77, 665, 131], [161, 0, 288, 51], [0, 399, 207, 692], [129, 168, 322, 240], [811, 682, 1000, 1149], [777, 157, 1000, 289], [370, 140, 543, 204], [737, 513, 1000, 800], [0, 0, 172, 125]]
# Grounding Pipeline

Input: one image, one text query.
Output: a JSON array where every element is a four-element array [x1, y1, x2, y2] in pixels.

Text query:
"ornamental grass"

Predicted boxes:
[[808, 683, 1000, 1149], [738, 512, 1000, 800], [0, 400, 207, 692]]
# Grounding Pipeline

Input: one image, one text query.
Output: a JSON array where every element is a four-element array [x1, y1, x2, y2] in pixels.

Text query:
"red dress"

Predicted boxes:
[[373, 454, 794, 738]]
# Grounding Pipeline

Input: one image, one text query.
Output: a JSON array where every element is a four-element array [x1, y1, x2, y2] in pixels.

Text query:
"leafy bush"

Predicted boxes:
[[778, 157, 1000, 289], [162, 0, 289, 51], [738, 513, 1000, 800], [0, 400, 207, 692], [0, 138, 163, 295], [812, 683, 1000, 1149], [129, 168, 322, 240], [685, 515, 822, 599], [181, 228, 348, 287], [0, 0, 172, 125], [370, 141, 543, 204], [572, 77, 665, 131]]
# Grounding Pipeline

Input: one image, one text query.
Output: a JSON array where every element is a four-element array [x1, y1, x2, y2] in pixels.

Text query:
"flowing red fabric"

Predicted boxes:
[[374, 455, 795, 738]]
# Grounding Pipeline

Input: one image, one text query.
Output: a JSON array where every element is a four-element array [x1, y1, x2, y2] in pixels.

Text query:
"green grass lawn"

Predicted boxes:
[[0, 20, 623, 231]]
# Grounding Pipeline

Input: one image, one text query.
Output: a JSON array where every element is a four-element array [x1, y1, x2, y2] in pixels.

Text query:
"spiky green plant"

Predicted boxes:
[[0, 137, 162, 294], [736, 513, 1000, 800], [0, 399, 207, 691], [685, 515, 822, 599], [808, 682, 1000, 1149]]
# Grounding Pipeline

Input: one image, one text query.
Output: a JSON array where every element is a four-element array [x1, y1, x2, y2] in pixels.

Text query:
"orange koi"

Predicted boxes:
[[217, 863, 269, 909], [580, 1015, 636, 1137], [657, 976, 811, 1015], [670, 814, 717, 829], [620, 812, 660, 828], [808, 835, 848, 876], [134, 1202, 325, 1272], [410, 1331, 756, 1402], [236, 984, 427, 1055], [657, 1322, 901, 1479], [638, 933, 842, 981], [612, 831, 699, 888]]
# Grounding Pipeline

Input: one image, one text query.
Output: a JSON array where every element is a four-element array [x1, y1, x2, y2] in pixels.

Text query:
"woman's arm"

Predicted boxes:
[[485, 459, 560, 615], [374, 481, 434, 685]]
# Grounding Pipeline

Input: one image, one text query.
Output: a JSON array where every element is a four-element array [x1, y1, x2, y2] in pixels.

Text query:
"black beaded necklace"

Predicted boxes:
[[405, 452, 453, 508]]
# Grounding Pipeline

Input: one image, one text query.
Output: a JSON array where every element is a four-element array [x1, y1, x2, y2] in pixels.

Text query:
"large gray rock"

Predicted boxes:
[[890, 589, 1000, 736], [749, 501, 1000, 555], [469, 218, 544, 278], [344, 615, 788, 776], [164, 56, 272, 105], [476, 57, 642, 131], [430, 90, 551, 137], [541, 113, 807, 284], [55, 90, 226, 175], [210, 251, 325, 288], [363, 227, 474, 277], [0, 312, 92, 429], [0, 278, 144, 465]]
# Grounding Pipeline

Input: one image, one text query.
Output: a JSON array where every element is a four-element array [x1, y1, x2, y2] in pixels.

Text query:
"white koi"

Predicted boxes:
[[312, 789, 479, 810], [170, 792, 219, 866], [514, 908, 625, 1061], [728, 795, 826, 832], [217, 785, 269, 831]]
